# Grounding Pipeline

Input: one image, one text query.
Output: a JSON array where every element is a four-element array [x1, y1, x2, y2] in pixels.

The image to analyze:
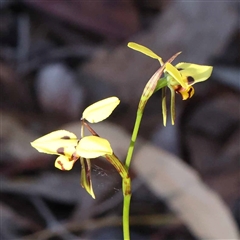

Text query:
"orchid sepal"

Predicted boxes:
[[128, 42, 163, 65], [82, 96, 120, 123], [80, 158, 95, 199]]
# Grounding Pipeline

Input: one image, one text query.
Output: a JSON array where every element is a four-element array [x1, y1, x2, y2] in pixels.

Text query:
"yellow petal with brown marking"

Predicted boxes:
[[30, 130, 78, 155], [54, 155, 77, 171]]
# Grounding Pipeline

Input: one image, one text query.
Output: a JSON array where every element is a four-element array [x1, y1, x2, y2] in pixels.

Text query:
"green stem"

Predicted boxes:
[[125, 109, 143, 171], [105, 154, 131, 240], [123, 191, 131, 240], [125, 77, 167, 171], [122, 107, 142, 240], [122, 77, 168, 240]]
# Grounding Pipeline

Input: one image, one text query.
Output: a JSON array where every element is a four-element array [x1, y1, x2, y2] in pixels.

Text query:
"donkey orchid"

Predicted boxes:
[[128, 42, 213, 126], [31, 97, 121, 199]]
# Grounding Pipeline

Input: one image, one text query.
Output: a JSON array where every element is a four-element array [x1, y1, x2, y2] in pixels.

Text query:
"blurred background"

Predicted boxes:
[[1, 1, 239, 239]]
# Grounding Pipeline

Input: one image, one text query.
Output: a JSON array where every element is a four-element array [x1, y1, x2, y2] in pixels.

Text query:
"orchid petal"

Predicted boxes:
[[30, 130, 78, 155], [82, 97, 120, 123], [77, 136, 113, 158], [177, 86, 195, 100], [54, 155, 77, 171], [176, 63, 213, 84], [165, 63, 188, 88]]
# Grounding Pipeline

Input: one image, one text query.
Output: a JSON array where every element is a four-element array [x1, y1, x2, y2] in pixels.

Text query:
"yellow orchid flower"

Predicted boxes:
[[31, 131, 113, 199], [128, 42, 213, 125], [165, 62, 213, 99], [31, 132, 113, 170], [31, 97, 123, 199], [30, 130, 79, 170]]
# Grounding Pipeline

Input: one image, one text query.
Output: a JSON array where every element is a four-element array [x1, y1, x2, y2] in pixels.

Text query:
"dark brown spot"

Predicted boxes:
[[187, 76, 194, 84], [177, 68, 183, 71], [188, 88, 193, 98], [61, 136, 70, 139], [57, 147, 65, 155], [57, 160, 65, 170]]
